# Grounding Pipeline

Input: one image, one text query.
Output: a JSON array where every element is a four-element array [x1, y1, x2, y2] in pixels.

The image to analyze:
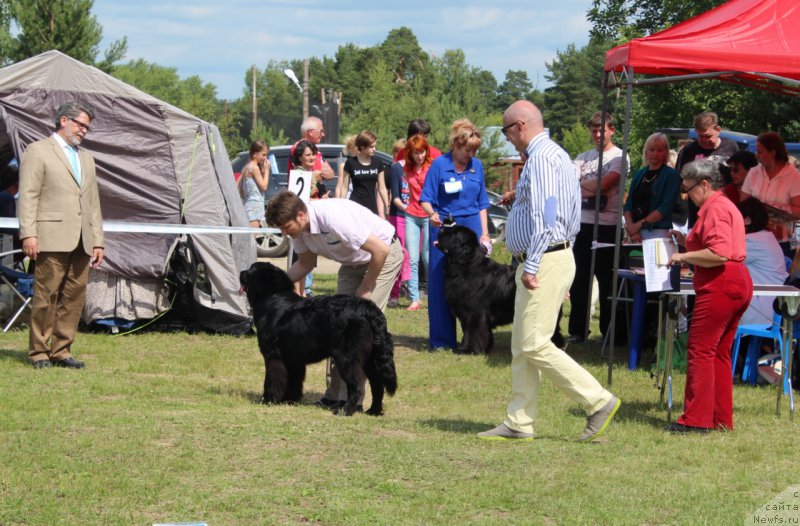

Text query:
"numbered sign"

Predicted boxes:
[[288, 169, 312, 203]]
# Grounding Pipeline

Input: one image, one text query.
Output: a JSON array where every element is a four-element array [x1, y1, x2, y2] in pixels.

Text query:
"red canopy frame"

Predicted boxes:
[[588, 0, 800, 384]]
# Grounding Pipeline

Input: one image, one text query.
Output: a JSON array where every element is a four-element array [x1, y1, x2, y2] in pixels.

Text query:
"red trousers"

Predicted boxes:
[[678, 262, 752, 430]]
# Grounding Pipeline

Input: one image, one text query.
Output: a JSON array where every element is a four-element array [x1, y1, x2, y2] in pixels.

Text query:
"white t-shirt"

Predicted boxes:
[[741, 230, 788, 326], [293, 198, 395, 265], [574, 146, 625, 225]]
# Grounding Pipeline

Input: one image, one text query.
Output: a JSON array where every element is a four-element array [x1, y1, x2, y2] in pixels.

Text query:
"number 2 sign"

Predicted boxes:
[[288, 169, 312, 203]]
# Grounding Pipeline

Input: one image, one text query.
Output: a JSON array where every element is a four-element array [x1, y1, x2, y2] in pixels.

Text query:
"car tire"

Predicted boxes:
[[255, 226, 290, 257]]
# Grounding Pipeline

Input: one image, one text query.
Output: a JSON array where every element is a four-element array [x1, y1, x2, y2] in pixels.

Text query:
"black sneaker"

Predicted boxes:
[[665, 422, 710, 434]]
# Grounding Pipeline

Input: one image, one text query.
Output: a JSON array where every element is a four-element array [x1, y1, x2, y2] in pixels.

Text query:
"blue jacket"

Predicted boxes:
[[623, 165, 681, 229], [419, 152, 490, 218]]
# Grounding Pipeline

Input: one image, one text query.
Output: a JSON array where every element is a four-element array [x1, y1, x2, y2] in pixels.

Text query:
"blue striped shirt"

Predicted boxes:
[[506, 132, 581, 275]]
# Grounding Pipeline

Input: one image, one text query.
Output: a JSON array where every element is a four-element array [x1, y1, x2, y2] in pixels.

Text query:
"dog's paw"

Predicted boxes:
[[336, 403, 363, 416], [365, 406, 383, 416], [260, 395, 281, 406], [453, 346, 480, 355]]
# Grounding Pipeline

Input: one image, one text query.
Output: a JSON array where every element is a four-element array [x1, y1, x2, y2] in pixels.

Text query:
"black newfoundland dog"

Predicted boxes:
[[436, 224, 516, 354], [239, 262, 397, 416]]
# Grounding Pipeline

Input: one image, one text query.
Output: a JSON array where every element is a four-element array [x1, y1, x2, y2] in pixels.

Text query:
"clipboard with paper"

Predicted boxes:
[[642, 237, 679, 292]]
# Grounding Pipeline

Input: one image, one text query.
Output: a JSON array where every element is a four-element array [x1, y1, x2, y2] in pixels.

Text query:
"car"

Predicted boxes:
[[485, 190, 509, 241], [657, 128, 800, 156], [231, 144, 393, 257]]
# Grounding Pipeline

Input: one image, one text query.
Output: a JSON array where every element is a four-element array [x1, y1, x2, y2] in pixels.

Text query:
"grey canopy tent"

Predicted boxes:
[[0, 50, 256, 333]]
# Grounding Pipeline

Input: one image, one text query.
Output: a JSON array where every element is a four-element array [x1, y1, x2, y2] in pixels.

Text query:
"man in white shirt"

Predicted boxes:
[[477, 100, 620, 443], [266, 191, 403, 410]]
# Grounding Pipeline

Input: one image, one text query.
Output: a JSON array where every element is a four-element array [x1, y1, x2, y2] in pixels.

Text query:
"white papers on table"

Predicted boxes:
[[643, 237, 678, 292], [592, 241, 642, 249]]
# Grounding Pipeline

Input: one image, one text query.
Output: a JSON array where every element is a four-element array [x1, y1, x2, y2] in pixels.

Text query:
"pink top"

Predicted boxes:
[[405, 163, 430, 218], [741, 162, 800, 213]]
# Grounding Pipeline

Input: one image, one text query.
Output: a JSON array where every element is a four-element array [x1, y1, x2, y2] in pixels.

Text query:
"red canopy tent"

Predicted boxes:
[[605, 0, 800, 95], [590, 0, 800, 383]]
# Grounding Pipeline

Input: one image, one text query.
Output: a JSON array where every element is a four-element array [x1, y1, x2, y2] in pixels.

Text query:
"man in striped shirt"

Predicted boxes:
[[478, 101, 620, 442]]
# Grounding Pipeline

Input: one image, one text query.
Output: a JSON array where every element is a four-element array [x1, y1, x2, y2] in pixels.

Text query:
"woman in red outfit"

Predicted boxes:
[[668, 159, 753, 434]]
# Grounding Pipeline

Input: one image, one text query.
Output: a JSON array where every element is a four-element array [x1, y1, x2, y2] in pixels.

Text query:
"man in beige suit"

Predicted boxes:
[[18, 101, 104, 369]]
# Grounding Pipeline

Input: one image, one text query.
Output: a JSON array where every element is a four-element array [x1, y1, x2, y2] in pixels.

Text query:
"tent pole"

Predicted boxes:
[[607, 66, 634, 385], [582, 83, 607, 347]]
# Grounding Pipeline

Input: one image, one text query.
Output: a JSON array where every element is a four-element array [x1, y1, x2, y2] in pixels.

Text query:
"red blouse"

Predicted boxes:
[[687, 191, 746, 261], [686, 190, 747, 291]]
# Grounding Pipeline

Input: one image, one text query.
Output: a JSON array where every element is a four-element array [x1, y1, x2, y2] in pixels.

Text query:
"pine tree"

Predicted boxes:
[[8, 0, 126, 71]]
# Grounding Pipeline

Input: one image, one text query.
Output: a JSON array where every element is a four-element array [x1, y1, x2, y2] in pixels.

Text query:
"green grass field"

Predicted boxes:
[[1, 272, 799, 525]]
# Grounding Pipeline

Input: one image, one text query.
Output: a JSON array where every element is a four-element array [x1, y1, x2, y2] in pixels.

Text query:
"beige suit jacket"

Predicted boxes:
[[17, 135, 104, 254]]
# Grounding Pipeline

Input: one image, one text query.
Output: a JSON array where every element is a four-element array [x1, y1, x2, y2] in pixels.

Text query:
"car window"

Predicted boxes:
[[231, 152, 249, 174]]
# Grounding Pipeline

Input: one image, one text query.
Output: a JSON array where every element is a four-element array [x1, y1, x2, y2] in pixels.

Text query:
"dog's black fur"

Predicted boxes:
[[437, 225, 516, 354], [239, 262, 397, 416]]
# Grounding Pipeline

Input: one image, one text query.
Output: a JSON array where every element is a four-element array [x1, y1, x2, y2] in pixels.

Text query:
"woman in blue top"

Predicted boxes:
[[420, 118, 490, 351], [623, 132, 681, 242]]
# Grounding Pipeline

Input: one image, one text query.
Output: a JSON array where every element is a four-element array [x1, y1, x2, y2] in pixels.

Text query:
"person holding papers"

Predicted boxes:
[[668, 159, 752, 434]]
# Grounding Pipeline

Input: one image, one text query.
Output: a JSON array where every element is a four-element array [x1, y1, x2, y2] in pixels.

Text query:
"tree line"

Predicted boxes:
[[2, 0, 799, 187]]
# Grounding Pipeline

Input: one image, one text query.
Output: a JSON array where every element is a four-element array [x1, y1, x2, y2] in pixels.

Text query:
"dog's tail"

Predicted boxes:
[[369, 308, 398, 395]]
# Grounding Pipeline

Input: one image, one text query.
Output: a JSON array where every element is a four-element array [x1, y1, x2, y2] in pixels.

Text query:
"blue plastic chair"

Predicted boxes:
[[731, 310, 790, 394]]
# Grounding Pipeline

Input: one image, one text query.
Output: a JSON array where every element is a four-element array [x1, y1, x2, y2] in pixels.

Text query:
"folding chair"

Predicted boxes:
[[0, 249, 33, 332], [731, 310, 790, 394]]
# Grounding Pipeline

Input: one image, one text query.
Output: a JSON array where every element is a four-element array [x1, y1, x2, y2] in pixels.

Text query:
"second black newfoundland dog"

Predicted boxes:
[[437, 224, 516, 354], [239, 262, 397, 416]]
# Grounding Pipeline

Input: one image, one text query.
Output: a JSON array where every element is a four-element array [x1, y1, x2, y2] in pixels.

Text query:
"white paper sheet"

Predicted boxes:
[[643, 237, 678, 292]]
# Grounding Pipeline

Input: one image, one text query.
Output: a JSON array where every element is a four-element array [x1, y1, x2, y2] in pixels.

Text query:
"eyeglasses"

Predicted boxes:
[[680, 182, 700, 193], [69, 118, 91, 133], [501, 121, 522, 136]]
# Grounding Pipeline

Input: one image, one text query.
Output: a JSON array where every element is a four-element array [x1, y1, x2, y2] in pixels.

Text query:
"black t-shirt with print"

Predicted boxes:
[[344, 156, 383, 214]]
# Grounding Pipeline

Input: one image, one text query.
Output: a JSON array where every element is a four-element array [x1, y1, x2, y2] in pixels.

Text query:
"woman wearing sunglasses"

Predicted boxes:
[[667, 158, 753, 434]]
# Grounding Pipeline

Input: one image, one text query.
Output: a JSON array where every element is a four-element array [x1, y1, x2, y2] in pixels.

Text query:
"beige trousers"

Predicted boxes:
[[503, 248, 612, 434]]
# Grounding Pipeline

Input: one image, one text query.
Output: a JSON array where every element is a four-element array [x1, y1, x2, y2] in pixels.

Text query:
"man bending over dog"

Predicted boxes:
[[266, 191, 403, 411]]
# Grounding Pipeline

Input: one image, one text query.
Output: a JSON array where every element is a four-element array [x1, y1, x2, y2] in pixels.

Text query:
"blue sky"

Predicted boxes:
[[94, 0, 594, 101]]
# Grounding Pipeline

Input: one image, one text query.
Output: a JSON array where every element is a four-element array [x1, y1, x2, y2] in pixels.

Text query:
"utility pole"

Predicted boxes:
[[251, 65, 257, 132], [302, 59, 309, 120]]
